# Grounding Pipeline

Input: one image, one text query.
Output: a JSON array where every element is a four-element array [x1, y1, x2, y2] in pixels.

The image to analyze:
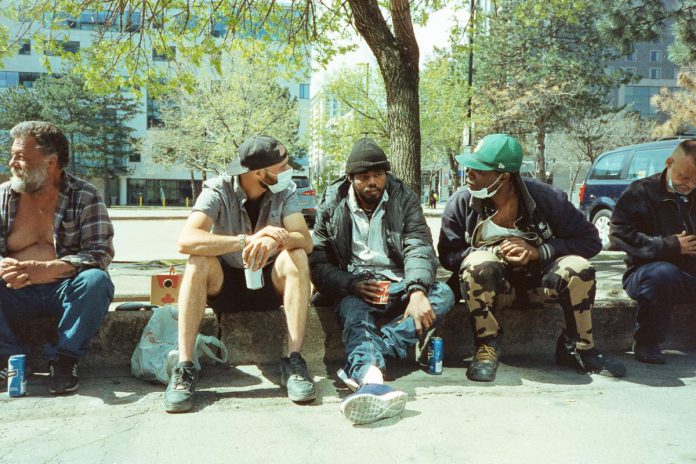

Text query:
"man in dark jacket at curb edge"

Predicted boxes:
[[310, 138, 455, 425], [438, 134, 626, 383], [610, 139, 696, 364]]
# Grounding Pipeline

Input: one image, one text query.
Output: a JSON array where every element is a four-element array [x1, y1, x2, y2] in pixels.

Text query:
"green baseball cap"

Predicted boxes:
[[456, 134, 523, 173]]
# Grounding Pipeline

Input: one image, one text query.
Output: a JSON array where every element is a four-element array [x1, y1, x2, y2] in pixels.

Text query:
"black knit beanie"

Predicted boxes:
[[345, 137, 391, 175]]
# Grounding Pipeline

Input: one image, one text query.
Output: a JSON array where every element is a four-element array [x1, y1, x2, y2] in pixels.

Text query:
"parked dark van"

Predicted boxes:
[[578, 137, 695, 249]]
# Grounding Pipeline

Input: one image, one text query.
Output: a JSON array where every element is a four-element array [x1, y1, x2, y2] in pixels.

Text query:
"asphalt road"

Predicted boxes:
[[111, 216, 446, 262]]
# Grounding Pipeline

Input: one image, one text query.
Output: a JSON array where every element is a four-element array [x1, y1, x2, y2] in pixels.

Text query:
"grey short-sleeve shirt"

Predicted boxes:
[[192, 175, 301, 269]]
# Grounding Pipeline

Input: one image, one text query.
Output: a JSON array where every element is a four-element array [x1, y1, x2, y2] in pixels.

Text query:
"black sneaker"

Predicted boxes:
[[555, 334, 626, 377], [0, 367, 7, 391], [466, 335, 501, 382], [280, 352, 316, 403], [48, 356, 79, 394], [633, 341, 666, 364], [164, 361, 198, 413], [0, 355, 7, 391]]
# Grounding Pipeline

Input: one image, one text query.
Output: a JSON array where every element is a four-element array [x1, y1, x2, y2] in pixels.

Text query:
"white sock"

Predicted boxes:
[[361, 365, 384, 385]]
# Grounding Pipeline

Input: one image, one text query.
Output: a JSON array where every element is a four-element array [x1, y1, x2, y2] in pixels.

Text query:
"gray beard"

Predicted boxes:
[[10, 164, 48, 193]]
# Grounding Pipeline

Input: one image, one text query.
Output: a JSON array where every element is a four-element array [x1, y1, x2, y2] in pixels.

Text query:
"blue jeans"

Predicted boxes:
[[337, 281, 455, 383], [0, 268, 114, 360], [623, 262, 696, 345]]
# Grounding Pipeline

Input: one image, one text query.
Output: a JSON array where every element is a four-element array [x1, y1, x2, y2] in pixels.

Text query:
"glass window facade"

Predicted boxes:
[[18, 40, 31, 55], [45, 40, 80, 56], [0, 71, 19, 87], [623, 86, 678, 117], [299, 83, 310, 99], [126, 179, 200, 206]]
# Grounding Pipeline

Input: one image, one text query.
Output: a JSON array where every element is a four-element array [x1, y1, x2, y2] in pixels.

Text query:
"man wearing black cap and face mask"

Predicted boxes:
[[311, 137, 455, 425], [164, 135, 315, 413]]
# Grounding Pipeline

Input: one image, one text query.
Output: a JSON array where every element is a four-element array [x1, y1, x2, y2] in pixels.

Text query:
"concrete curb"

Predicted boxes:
[[21, 302, 696, 369]]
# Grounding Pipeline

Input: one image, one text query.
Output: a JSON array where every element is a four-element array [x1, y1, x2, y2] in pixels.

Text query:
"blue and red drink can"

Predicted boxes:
[[427, 337, 444, 375], [8, 354, 27, 397]]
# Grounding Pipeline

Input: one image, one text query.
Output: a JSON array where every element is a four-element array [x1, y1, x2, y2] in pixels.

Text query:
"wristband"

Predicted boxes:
[[239, 234, 246, 250]]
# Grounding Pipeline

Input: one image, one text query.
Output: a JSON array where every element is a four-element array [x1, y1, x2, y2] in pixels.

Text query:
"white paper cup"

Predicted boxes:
[[244, 266, 264, 290]]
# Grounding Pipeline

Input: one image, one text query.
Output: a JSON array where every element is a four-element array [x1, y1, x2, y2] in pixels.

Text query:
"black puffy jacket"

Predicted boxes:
[[310, 174, 437, 303]]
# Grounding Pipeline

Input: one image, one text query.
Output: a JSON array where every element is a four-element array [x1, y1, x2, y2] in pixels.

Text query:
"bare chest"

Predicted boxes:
[[491, 207, 519, 229], [7, 197, 58, 253]]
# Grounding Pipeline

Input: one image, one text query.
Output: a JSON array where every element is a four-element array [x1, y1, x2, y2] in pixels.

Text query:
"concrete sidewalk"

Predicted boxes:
[[2, 353, 695, 463], [7, 236, 696, 462]]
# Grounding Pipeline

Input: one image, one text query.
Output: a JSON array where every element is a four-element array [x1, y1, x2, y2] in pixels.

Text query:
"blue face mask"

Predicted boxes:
[[263, 168, 293, 193]]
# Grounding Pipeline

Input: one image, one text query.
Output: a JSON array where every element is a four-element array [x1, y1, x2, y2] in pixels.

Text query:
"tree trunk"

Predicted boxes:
[[69, 133, 76, 174], [535, 126, 547, 182], [568, 161, 583, 204], [348, 0, 422, 195], [103, 166, 110, 206], [190, 170, 197, 203], [446, 147, 461, 189]]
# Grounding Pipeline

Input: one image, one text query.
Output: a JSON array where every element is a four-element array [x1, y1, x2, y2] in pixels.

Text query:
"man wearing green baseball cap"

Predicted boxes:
[[438, 134, 626, 382]]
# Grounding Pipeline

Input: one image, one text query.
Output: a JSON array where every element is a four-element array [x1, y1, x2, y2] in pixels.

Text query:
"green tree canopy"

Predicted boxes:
[[141, 54, 301, 187], [0, 0, 452, 195], [0, 71, 138, 201], [473, 0, 634, 181]]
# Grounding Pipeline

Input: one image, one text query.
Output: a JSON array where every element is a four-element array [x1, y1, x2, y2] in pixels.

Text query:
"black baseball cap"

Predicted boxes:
[[227, 135, 288, 175]]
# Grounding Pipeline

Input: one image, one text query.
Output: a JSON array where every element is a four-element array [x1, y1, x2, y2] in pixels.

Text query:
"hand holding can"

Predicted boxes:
[[369, 281, 390, 305], [244, 260, 264, 290]]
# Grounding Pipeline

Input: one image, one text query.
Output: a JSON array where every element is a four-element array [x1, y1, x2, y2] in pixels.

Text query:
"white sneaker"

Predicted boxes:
[[339, 384, 407, 425]]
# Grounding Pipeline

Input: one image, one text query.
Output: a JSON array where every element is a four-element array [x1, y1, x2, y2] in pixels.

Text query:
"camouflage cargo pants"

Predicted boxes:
[[459, 250, 596, 349]]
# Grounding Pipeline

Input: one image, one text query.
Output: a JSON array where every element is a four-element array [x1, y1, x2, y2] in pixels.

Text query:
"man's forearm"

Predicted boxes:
[[48, 260, 78, 279], [281, 232, 313, 254], [178, 229, 244, 256]]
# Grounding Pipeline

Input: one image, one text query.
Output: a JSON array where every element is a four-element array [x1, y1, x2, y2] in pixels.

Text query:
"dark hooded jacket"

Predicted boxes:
[[610, 169, 696, 276], [438, 176, 601, 274], [310, 174, 437, 304]]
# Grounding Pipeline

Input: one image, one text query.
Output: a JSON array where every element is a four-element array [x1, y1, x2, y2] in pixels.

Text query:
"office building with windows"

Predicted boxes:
[[608, 36, 680, 119], [0, 8, 311, 206]]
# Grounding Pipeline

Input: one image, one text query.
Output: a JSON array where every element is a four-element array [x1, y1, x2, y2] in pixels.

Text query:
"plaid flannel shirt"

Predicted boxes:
[[0, 173, 114, 271]]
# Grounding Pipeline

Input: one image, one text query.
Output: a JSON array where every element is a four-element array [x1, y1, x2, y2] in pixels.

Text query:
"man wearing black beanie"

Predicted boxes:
[[310, 137, 455, 425]]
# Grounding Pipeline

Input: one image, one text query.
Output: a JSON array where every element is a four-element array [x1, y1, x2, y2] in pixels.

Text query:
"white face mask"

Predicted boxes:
[[469, 173, 504, 199], [668, 166, 694, 195], [264, 168, 293, 193]]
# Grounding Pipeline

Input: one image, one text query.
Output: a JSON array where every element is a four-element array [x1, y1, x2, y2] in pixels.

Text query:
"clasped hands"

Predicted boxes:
[[0, 258, 57, 289], [497, 236, 539, 266], [241, 226, 289, 271]]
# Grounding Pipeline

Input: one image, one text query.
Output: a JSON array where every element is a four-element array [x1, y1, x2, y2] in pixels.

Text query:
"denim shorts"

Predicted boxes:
[[207, 258, 282, 313]]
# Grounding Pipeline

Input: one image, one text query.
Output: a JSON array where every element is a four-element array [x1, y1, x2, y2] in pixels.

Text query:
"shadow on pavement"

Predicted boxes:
[[616, 350, 696, 387]]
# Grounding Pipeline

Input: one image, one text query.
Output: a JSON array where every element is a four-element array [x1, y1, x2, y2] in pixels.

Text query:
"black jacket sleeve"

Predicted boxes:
[[539, 187, 602, 260], [309, 205, 360, 300], [609, 185, 681, 260], [401, 189, 437, 292], [438, 191, 478, 272]]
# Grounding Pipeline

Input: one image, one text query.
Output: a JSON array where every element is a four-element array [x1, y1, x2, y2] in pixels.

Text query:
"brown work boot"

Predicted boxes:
[[466, 335, 501, 382]]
